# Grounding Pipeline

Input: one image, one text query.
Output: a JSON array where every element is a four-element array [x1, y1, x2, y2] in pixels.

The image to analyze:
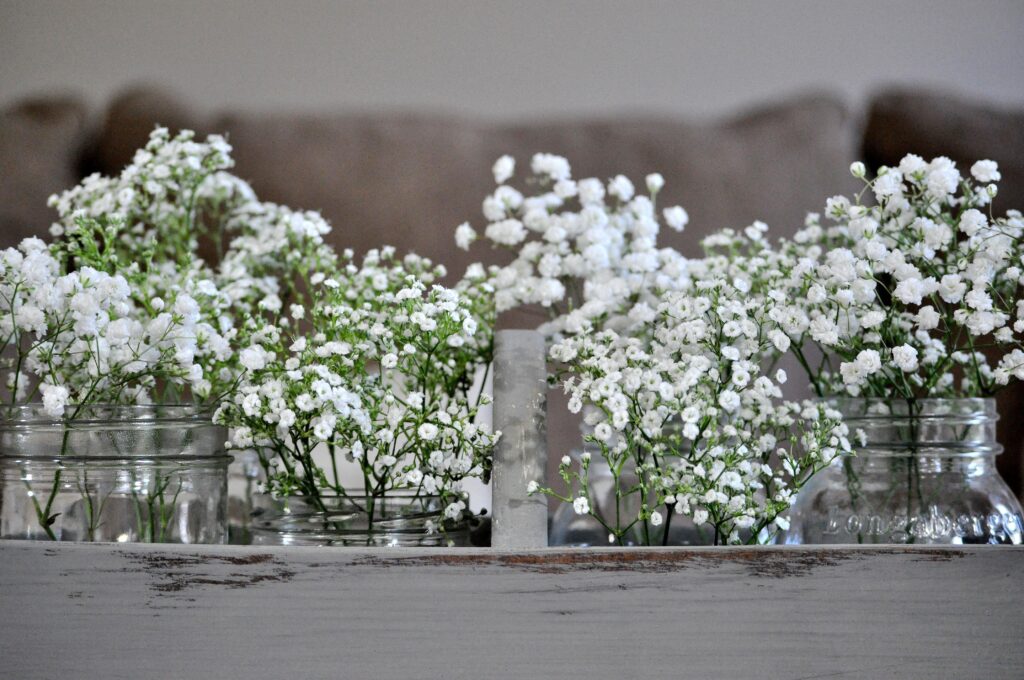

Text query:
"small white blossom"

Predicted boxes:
[[39, 383, 70, 418], [454, 222, 477, 250], [892, 344, 919, 373], [664, 206, 689, 232], [971, 160, 1001, 183], [417, 423, 439, 441], [492, 155, 515, 184]]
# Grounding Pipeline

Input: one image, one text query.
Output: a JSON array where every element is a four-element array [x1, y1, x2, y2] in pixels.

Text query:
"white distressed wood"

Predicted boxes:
[[491, 329, 548, 549], [1, 541, 1022, 679]]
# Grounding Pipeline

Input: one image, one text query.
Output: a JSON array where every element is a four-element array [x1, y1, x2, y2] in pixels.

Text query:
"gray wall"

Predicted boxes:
[[2, 0, 1023, 118]]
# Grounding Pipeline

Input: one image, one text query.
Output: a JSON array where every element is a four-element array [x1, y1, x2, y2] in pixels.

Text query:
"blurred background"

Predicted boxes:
[[3, 0, 1024, 119], [2, 0, 1024, 496]]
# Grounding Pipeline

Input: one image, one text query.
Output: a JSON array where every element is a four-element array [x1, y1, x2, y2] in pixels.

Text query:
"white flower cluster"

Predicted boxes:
[[457, 153, 690, 339], [22, 128, 353, 409], [460, 154, 855, 544], [217, 199, 337, 320], [33, 127, 263, 404], [534, 254, 849, 545], [457, 151, 1024, 545], [48, 126, 250, 263], [0, 234, 228, 416], [8, 126, 499, 530], [215, 248, 497, 524], [769, 155, 1024, 398]]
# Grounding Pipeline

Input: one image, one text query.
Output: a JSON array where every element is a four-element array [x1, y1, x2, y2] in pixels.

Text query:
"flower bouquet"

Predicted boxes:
[[770, 157, 1024, 543], [1, 127, 500, 546], [458, 154, 849, 545], [218, 247, 498, 546], [0, 129, 240, 542]]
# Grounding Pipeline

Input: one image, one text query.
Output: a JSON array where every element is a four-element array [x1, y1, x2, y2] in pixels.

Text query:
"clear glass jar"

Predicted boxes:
[[250, 491, 471, 547], [549, 417, 710, 546], [549, 451, 710, 546], [0, 404, 229, 543], [227, 448, 264, 544], [783, 398, 1024, 545]]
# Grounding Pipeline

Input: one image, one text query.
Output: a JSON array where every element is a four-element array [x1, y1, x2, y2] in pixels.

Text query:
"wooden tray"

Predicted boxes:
[[2, 331, 1022, 678], [1, 541, 1022, 679]]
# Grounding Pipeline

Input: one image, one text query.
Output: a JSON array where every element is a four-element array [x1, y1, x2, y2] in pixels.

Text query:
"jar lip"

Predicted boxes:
[[257, 491, 471, 535], [820, 397, 996, 406], [0, 403, 216, 427], [818, 396, 998, 418], [277, 490, 451, 501], [836, 445, 1003, 458]]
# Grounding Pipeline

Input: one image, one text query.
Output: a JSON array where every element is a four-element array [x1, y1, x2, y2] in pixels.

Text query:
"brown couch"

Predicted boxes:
[[2, 85, 1022, 496]]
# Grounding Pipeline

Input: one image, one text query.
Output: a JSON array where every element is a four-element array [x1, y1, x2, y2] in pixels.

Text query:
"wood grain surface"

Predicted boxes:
[[1, 541, 1021, 679]]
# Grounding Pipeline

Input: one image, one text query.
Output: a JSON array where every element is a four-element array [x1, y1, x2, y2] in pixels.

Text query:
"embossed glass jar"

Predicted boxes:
[[0, 405, 229, 543], [250, 491, 471, 547], [783, 398, 1023, 545]]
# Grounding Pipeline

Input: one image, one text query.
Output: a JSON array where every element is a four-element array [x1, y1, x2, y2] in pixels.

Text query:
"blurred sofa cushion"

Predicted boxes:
[[90, 85, 206, 176], [90, 86, 860, 281], [0, 96, 88, 247], [863, 88, 1024, 207]]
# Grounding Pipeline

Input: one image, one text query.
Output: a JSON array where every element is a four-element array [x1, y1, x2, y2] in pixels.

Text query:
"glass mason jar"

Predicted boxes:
[[549, 451, 710, 546], [0, 404, 229, 543], [227, 448, 264, 544], [550, 416, 709, 546], [250, 491, 472, 547], [783, 398, 1024, 545]]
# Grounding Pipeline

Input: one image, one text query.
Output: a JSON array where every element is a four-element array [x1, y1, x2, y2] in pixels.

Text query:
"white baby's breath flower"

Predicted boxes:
[[970, 159, 1000, 183], [484, 218, 527, 246], [454, 222, 477, 250], [573, 496, 590, 515], [39, 383, 70, 418], [492, 155, 515, 184], [531, 153, 571, 181], [663, 206, 689, 232], [240, 346, 267, 371], [608, 175, 635, 202], [892, 345, 919, 373], [718, 390, 740, 412]]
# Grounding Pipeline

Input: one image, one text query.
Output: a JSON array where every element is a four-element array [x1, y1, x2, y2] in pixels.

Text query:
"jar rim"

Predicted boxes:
[[820, 397, 996, 406], [254, 491, 471, 539], [275, 490, 453, 501], [820, 397, 1002, 458], [819, 396, 998, 419], [0, 403, 215, 428]]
